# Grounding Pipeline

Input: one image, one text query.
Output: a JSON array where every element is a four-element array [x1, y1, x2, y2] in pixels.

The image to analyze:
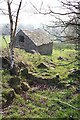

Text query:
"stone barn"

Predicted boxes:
[[14, 29, 53, 55]]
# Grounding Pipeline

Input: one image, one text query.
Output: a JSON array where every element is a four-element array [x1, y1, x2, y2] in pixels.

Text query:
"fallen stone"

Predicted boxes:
[[28, 87, 39, 93], [69, 68, 77, 73], [65, 84, 71, 88], [27, 72, 60, 85], [2, 89, 15, 101], [20, 68, 28, 78], [2, 97, 7, 107], [8, 77, 20, 88], [76, 87, 80, 93], [37, 62, 48, 68], [27, 79, 34, 86], [21, 82, 30, 91], [68, 69, 80, 77], [73, 69, 80, 74], [30, 49, 38, 54], [18, 61, 26, 68], [55, 74, 60, 79], [58, 81, 67, 88], [1, 57, 10, 69], [14, 85, 23, 94], [52, 77, 60, 85], [57, 56, 65, 60], [9, 65, 20, 76]]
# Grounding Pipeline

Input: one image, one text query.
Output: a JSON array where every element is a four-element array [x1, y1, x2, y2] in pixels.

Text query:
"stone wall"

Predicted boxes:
[[38, 42, 53, 55]]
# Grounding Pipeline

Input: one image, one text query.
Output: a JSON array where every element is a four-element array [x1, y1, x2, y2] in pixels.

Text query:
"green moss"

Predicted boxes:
[[2, 88, 15, 100]]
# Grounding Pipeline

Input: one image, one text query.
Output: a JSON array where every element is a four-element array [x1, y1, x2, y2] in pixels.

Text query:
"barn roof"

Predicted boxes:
[[21, 29, 53, 46]]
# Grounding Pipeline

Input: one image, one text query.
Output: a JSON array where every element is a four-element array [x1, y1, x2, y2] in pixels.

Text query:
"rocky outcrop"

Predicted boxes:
[[27, 72, 60, 85]]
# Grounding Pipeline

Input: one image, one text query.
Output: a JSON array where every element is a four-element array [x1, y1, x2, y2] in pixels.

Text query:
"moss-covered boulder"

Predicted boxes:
[[21, 82, 30, 91], [58, 81, 68, 88], [37, 62, 48, 68], [2, 97, 7, 107], [8, 77, 20, 88], [18, 61, 26, 68], [57, 56, 65, 60], [9, 65, 19, 76], [27, 79, 34, 86], [2, 56, 10, 69], [52, 74, 60, 85], [68, 69, 80, 77], [20, 68, 28, 78], [2, 89, 15, 101], [14, 85, 23, 94]]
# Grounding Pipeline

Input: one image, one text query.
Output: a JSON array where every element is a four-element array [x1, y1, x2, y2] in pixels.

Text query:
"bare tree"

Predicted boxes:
[[31, 0, 80, 43], [7, 0, 22, 69], [0, 0, 22, 70]]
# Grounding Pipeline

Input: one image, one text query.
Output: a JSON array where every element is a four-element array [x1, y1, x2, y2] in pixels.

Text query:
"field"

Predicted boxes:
[[0, 36, 80, 119]]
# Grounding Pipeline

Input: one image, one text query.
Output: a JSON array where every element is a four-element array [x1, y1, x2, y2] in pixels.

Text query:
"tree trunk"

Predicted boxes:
[[77, 36, 80, 69], [10, 37, 15, 69]]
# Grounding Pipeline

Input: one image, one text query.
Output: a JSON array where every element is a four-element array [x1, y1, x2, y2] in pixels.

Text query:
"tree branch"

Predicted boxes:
[[7, 0, 13, 38], [13, 0, 22, 37]]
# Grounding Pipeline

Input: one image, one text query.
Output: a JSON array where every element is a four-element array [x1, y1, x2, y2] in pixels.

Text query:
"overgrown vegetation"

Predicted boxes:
[[1, 37, 80, 119]]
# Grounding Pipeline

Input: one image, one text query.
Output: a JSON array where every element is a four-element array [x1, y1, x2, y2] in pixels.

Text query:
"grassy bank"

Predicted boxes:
[[1, 36, 80, 119]]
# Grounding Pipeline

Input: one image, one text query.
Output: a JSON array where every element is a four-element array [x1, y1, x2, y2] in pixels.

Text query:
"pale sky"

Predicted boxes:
[[0, 0, 67, 27]]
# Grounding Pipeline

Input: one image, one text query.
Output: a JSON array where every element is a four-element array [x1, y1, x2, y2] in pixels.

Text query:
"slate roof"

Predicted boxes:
[[22, 29, 53, 46]]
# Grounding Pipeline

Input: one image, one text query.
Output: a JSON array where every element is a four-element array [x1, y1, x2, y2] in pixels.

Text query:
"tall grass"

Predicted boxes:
[[0, 35, 10, 49]]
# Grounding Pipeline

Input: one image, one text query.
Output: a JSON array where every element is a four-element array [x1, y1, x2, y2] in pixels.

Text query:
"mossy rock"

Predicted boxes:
[[2, 89, 15, 101], [2, 83, 9, 89], [68, 73, 76, 78], [9, 65, 20, 76], [28, 87, 39, 93], [55, 74, 60, 79], [2, 97, 7, 106], [14, 85, 23, 94], [68, 69, 80, 78], [8, 77, 20, 88], [20, 68, 28, 78], [57, 56, 65, 60], [52, 77, 60, 85], [65, 84, 71, 88], [37, 62, 48, 68], [18, 61, 26, 68], [58, 81, 68, 88], [21, 82, 30, 91], [27, 79, 34, 86], [2, 56, 10, 69]]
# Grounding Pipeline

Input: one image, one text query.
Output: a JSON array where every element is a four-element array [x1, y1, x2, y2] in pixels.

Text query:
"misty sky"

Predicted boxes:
[[0, 0, 64, 27]]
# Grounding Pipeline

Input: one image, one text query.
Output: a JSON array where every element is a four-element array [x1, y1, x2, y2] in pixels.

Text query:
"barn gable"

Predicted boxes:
[[22, 29, 53, 46], [14, 29, 53, 55]]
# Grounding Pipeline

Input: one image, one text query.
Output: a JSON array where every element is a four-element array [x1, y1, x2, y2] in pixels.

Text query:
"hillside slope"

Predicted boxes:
[[1, 48, 80, 119]]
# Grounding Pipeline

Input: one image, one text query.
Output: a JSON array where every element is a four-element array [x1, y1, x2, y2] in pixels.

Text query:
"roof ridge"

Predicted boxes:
[[21, 29, 52, 46]]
